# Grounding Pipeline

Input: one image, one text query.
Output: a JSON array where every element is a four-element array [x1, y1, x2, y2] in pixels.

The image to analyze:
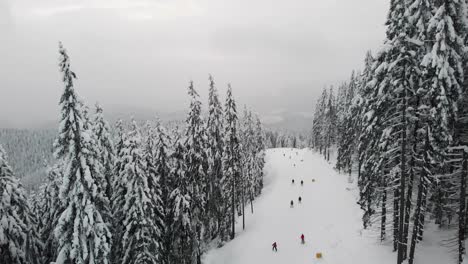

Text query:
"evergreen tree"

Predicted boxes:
[[168, 133, 192, 264], [53, 42, 111, 264], [205, 75, 224, 239], [184, 81, 207, 263], [422, 1, 467, 262], [221, 84, 241, 242], [119, 120, 163, 264], [110, 119, 127, 263], [312, 88, 328, 153], [239, 107, 253, 230], [37, 163, 63, 264], [253, 115, 266, 196], [92, 103, 116, 201], [152, 120, 172, 264], [336, 72, 359, 179], [323, 87, 337, 161], [0, 145, 42, 264]]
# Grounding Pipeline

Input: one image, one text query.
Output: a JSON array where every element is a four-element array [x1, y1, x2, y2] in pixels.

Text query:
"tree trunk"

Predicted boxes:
[[381, 184, 387, 242], [242, 185, 245, 231], [418, 183, 427, 241], [250, 192, 254, 214], [409, 174, 425, 264], [393, 182, 400, 252], [231, 175, 236, 240], [397, 91, 408, 264], [404, 100, 421, 262], [458, 151, 467, 264], [403, 152, 415, 260], [358, 149, 362, 182]]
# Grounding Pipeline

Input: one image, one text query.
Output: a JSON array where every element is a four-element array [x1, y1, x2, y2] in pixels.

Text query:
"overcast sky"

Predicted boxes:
[[0, 0, 388, 128]]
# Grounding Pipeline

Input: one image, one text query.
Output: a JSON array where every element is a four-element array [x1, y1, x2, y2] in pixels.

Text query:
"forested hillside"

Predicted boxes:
[[0, 43, 267, 264], [311, 1, 468, 263], [0, 129, 55, 189]]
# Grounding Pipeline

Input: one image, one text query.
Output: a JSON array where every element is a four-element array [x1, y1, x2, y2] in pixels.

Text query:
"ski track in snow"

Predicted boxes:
[[203, 148, 452, 264]]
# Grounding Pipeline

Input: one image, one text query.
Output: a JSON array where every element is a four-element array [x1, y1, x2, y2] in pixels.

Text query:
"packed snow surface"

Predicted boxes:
[[203, 148, 451, 264]]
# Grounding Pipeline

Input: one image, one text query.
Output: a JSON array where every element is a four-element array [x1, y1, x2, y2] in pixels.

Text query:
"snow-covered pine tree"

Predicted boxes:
[[53, 42, 111, 264], [357, 46, 388, 235], [275, 133, 283, 148], [376, 1, 423, 260], [144, 120, 167, 263], [184, 81, 208, 263], [92, 103, 116, 202], [450, 94, 468, 264], [253, 114, 266, 197], [221, 84, 241, 242], [421, 1, 467, 263], [110, 118, 127, 263], [404, 1, 434, 263], [205, 75, 224, 239], [118, 120, 163, 264], [312, 88, 328, 153], [85, 108, 110, 219], [0, 145, 42, 264], [168, 132, 193, 264], [336, 72, 358, 179], [357, 2, 419, 257], [239, 107, 254, 230], [336, 81, 350, 173], [150, 120, 173, 264], [37, 163, 63, 264], [114, 119, 126, 159], [323, 87, 337, 161], [356, 50, 374, 181]]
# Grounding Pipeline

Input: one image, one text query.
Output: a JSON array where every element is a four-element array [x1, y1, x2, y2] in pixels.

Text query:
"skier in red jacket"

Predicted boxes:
[[272, 242, 278, 252], [300, 234, 305, 244]]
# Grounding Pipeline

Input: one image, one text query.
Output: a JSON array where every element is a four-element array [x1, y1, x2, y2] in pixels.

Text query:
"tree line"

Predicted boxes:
[[312, 1, 468, 263], [264, 130, 310, 149], [0, 43, 266, 264]]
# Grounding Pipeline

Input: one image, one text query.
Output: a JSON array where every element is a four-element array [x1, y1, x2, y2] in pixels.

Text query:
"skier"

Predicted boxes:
[[290, 200, 294, 208], [272, 242, 278, 252], [300, 180, 303, 186], [298, 196, 302, 203], [300, 234, 305, 244], [292, 179, 295, 184]]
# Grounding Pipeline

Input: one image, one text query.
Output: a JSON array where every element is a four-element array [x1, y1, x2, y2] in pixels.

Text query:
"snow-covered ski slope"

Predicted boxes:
[[203, 148, 451, 264]]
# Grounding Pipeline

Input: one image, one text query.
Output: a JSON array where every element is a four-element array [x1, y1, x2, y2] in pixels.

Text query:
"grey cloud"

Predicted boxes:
[[0, 0, 388, 128]]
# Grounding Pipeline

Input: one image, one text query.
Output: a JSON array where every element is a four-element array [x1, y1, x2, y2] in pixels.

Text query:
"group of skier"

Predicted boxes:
[[272, 234, 305, 251], [271, 151, 307, 252], [290, 179, 303, 208]]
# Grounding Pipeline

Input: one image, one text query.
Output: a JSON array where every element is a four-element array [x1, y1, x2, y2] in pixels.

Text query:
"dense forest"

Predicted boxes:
[[0, 129, 55, 189], [0, 43, 266, 264], [312, 1, 468, 264]]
